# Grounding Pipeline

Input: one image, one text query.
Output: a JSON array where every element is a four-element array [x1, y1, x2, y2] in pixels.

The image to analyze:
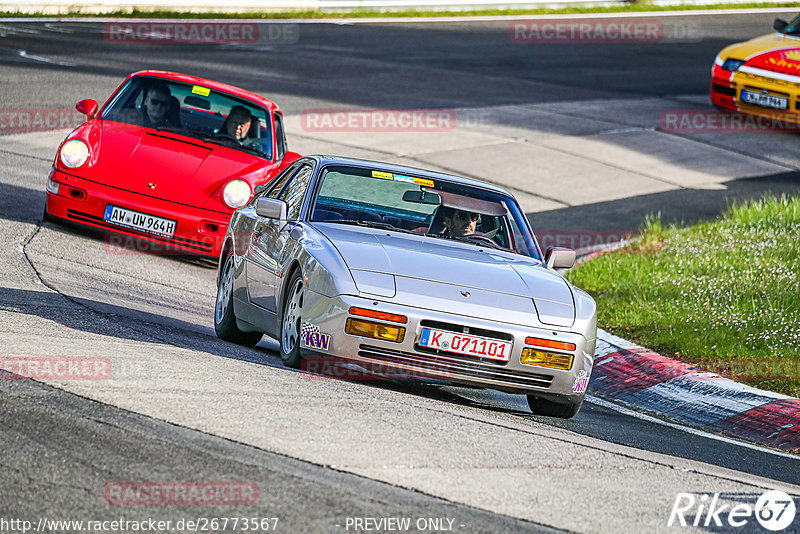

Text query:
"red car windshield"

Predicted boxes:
[[100, 76, 273, 160]]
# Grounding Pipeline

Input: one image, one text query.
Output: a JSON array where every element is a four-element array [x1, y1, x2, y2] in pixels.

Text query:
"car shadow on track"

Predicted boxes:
[[0, 285, 284, 366], [0, 181, 47, 224], [1, 284, 540, 416]]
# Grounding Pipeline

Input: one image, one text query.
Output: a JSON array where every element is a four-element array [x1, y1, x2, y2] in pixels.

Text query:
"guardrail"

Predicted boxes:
[[3, 1, 602, 15], [3, 0, 794, 15]]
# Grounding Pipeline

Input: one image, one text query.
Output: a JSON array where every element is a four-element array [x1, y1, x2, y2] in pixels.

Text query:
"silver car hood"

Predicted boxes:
[[315, 224, 575, 327]]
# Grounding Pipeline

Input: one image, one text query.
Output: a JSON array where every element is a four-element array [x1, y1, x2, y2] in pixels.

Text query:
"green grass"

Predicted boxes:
[[567, 194, 800, 397], [2, 2, 800, 18]]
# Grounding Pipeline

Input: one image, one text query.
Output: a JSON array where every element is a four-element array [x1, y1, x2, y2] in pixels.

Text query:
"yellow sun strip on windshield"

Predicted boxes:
[[392, 174, 415, 184], [370, 170, 435, 188], [191, 85, 211, 97]]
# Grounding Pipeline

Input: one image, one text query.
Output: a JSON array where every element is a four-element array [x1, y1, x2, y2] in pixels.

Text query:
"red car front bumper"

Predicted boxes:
[[45, 168, 231, 258]]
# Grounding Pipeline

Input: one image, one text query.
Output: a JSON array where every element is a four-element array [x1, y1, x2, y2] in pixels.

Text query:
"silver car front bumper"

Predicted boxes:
[[299, 290, 594, 402]]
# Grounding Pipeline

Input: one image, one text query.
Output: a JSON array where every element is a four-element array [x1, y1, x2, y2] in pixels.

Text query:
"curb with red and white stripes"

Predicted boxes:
[[590, 329, 800, 454]]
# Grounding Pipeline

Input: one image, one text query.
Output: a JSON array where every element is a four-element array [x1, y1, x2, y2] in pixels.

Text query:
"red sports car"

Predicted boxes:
[[44, 70, 300, 257]]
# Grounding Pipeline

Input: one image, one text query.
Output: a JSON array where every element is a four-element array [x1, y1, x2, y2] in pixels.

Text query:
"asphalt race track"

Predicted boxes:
[[1, 12, 800, 533]]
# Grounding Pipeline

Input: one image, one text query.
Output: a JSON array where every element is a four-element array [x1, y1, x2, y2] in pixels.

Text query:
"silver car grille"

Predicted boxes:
[[357, 344, 553, 390]]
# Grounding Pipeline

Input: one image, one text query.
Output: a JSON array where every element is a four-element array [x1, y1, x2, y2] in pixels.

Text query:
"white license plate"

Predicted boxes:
[[418, 327, 512, 362], [103, 205, 176, 238], [741, 90, 788, 110]]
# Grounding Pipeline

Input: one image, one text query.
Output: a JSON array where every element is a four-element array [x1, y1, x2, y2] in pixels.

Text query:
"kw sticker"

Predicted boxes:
[[573, 370, 589, 393], [301, 322, 330, 351]]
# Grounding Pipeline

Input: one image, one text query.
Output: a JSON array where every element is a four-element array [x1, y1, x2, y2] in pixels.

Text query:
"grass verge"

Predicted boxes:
[[2, 3, 800, 19], [566, 194, 800, 397]]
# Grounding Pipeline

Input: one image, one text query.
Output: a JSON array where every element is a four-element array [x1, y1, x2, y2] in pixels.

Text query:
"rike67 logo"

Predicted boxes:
[[669, 490, 796, 531]]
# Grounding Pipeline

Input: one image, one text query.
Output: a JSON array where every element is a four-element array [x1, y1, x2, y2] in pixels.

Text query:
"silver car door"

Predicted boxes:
[[246, 164, 313, 311]]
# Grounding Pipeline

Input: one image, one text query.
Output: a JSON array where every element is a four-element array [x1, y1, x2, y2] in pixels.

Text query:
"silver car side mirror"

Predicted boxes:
[[255, 197, 287, 225], [545, 247, 576, 270]]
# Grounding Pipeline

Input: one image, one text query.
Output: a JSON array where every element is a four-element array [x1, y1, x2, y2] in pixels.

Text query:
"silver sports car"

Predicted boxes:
[[214, 155, 596, 418]]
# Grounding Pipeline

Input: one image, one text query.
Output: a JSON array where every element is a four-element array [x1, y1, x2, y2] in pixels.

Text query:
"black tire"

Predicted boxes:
[[527, 395, 583, 419], [214, 255, 262, 347], [42, 204, 54, 223], [279, 269, 304, 369]]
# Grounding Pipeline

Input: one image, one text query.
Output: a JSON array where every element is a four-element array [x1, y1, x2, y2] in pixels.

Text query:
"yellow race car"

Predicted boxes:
[[711, 15, 800, 122]]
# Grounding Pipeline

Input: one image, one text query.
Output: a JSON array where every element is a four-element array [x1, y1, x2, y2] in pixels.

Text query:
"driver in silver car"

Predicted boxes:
[[439, 206, 480, 237]]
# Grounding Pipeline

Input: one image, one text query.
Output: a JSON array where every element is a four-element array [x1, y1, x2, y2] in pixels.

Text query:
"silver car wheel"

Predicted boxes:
[[215, 256, 234, 325], [282, 276, 303, 354]]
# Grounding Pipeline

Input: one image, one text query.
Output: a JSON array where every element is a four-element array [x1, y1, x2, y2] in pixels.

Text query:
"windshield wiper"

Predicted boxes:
[[239, 144, 271, 159], [153, 125, 190, 135], [201, 135, 270, 158], [450, 235, 509, 251], [201, 135, 234, 147], [323, 219, 418, 235]]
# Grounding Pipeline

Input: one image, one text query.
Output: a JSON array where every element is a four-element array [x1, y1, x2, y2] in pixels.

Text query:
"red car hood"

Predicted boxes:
[[98, 122, 266, 210]]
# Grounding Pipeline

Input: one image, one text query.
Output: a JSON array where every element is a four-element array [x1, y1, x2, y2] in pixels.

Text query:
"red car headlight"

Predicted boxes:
[[222, 179, 251, 209], [59, 139, 90, 169]]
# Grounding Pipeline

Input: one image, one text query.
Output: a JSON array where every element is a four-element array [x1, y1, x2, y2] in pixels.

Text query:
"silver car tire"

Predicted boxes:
[[214, 255, 262, 347], [280, 270, 304, 368]]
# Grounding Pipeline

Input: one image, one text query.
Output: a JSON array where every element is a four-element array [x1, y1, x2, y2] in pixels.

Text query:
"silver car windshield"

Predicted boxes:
[[309, 165, 540, 260]]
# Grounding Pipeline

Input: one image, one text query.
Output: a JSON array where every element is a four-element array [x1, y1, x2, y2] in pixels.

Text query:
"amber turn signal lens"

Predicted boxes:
[[348, 307, 407, 324], [524, 336, 576, 352], [520, 349, 574, 370], [345, 318, 405, 343]]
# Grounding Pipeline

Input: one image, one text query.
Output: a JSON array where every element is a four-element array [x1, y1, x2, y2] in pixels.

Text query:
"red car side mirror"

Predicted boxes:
[[279, 151, 302, 170], [76, 99, 99, 120], [283, 150, 303, 165]]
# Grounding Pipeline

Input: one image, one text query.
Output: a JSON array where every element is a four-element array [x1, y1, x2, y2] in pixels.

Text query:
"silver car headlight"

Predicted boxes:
[[222, 179, 251, 209], [59, 139, 89, 168]]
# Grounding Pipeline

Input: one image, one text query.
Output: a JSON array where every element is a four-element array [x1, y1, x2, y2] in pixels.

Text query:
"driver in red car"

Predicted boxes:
[[141, 83, 180, 128], [223, 105, 252, 142]]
